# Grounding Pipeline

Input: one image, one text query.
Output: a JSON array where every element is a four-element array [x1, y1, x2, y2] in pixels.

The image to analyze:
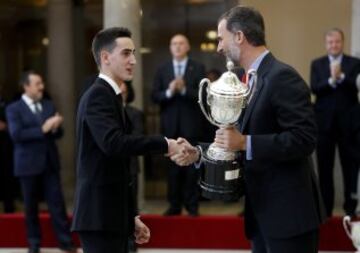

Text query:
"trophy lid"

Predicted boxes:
[[209, 61, 247, 96]]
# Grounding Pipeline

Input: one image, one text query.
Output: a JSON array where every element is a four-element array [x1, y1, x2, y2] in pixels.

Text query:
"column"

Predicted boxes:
[[103, 0, 145, 209], [47, 0, 75, 205], [351, 0, 360, 57]]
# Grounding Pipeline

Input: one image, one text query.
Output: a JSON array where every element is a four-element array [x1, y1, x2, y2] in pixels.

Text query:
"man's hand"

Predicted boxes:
[[41, 118, 55, 133], [0, 120, 7, 131], [166, 138, 184, 157], [170, 137, 200, 166], [169, 79, 178, 94], [330, 61, 342, 80], [214, 127, 246, 151], [175, 78, 186, 92], [134, 216, 150, 244], [41, 113, 63, 133], [51, 113, 63, 130]]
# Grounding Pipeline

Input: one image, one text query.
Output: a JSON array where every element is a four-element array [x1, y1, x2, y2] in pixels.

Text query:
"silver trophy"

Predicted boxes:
[[343, 216, 360, 252], [198, 60, 256, 200]]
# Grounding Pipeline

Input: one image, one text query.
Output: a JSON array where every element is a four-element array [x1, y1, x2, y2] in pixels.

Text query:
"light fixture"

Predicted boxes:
[[200, 42, 216, 52], [140, 47, 152, 54], [206, 30, 217, 40], [42, 37, 49, 46]]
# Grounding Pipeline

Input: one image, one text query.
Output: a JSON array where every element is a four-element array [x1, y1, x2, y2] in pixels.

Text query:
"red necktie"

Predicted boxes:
[[241, 74, 247, 85]]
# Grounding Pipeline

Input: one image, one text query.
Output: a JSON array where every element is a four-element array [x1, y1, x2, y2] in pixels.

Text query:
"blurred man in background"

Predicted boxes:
[[310, 28, 360, 217]]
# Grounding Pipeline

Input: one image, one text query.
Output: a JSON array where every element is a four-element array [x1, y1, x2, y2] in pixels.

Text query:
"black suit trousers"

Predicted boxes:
[[19, 166, 72, 248], [251, 217, 319, 253], [78, 231, 128, 253], [167, 161, 199, 213], [316, 111, 359, 216]]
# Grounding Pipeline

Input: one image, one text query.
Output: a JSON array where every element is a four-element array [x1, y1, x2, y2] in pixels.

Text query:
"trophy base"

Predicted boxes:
[[200, 150, 244, 201]]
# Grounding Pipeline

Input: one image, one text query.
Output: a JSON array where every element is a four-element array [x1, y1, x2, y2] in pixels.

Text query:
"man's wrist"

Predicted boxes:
[[195, 145, 202, 162]]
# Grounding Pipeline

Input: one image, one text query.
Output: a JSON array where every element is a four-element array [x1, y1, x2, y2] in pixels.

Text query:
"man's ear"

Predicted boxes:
[[234, 31, 244, 45], [100, 50, 109, 66]]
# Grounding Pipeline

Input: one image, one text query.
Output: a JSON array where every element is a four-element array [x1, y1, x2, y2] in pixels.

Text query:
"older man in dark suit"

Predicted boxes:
[[172, 6, 326, 253], [152, 34, 205, 216], [6, 71, 75, 253], [72, 27, 184, 253], [310, 28, 360, 217]]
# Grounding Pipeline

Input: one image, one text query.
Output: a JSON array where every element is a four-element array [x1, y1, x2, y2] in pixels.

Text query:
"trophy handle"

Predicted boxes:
[[198, 78, 220, 127], [343, 215, 352, 239]]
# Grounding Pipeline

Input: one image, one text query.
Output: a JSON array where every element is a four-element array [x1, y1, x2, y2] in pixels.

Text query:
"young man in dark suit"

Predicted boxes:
[[6, 71, 76, 253], [151, 34, 205, 216], [72, 27, 184, 253], [172, 6, 326, 253], [310, 28, 360, 217]]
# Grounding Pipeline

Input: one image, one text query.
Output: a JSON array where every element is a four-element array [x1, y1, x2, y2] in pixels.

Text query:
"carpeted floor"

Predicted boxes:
[[0, 249, 352, 253]]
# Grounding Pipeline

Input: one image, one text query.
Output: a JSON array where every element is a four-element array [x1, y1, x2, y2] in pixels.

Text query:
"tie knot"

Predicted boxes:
[[241, 74, 247, 84], [33, 102, 41, 111]]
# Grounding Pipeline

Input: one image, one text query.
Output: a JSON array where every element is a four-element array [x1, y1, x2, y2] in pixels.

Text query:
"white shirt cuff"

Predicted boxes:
[[166, 89, 173, 98], [194, 145, 203, 169], [328, 77, 337, 88], [246, 135, 252, 160]]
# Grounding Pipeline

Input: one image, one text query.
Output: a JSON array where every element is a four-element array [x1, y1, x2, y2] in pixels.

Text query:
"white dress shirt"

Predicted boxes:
[[22, 94, 42, 114], [99, 73, 121, 95]]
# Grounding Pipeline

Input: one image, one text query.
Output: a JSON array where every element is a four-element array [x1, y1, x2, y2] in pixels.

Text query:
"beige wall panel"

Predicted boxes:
[[242, 0, 351, 83]]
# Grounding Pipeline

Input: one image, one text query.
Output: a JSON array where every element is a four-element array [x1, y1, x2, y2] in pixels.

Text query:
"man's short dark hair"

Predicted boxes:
[[19, 70, 39, 88], [219, 6, 266, 47], [91, 27, 132, 68]]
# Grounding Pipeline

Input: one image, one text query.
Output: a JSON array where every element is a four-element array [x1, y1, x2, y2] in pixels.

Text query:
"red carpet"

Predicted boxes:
[[0, 213, 356, 251]]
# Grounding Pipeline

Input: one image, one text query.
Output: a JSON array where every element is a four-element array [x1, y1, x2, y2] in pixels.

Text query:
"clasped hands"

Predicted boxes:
[[41, 112, 63, 133], [169, 78, 186, 94], [166, 126, 246, 167], [330, 61, 343, 82]]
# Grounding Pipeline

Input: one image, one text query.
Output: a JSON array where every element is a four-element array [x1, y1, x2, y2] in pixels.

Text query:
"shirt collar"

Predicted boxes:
[[328, 54, 343, 63], [173, 57, 188, 68], [98, 73, 121, 95], [22, 94, 36, 107], [249, 50, 270, 71]]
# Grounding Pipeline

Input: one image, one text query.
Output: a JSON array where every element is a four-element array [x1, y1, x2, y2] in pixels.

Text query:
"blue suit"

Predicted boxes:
[[310, 54, 360, 216], [6, 97, 73, 251]]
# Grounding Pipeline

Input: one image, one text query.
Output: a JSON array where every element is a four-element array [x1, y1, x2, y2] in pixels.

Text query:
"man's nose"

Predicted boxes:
[[217, 44, 223, 54], [130, 54, 136, 65]]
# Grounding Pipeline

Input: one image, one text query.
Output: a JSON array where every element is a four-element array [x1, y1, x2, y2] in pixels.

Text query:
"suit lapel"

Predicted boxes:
[[95, 78, 128, 130], [240, 53, 274, 132], [20, 99, 42, 124], [341, 54, 349, 73], [322, 57, 331, 77], [167, 61, 175, 80], [184, 59, 193, 79]]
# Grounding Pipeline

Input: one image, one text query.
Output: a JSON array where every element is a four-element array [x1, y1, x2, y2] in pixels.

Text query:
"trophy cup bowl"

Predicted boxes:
[[343, 216, 360, 252], [198, 61, 257, 201]]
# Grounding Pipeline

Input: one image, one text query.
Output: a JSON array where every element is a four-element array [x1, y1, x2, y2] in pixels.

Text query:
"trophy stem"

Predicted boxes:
[[206, 142, 236, 161]]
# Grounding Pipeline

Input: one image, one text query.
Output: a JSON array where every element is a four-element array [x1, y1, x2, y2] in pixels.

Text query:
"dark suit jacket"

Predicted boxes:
[[240, 53, 326, 239], [350, 104, 360, 163], [125, 105, 144, 175], [5, 98, 62, 177], [72, 78, 167, 235], [151, 58, 205, 140], [310, 54, 360, 131]]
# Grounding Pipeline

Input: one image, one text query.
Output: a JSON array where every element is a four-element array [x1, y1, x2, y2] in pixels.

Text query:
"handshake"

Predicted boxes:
[[166, 138, 201, 166]]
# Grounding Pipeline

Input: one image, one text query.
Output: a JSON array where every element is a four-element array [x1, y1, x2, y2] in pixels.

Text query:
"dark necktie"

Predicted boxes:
[[175, 64, 182, 78], [33, 102, 43, 122]]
